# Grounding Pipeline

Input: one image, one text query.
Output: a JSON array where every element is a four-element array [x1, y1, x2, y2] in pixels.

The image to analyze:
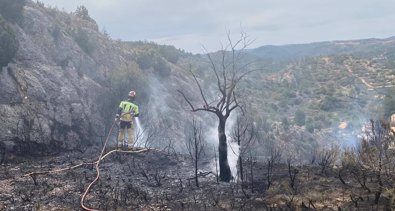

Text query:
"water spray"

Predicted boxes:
[[227, 139, 240, 180], [135, 117, 145, 147], [207, 114, 240, 181]]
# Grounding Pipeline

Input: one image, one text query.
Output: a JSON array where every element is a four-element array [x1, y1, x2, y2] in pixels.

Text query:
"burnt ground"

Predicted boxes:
[[0, 147, 393, 211]]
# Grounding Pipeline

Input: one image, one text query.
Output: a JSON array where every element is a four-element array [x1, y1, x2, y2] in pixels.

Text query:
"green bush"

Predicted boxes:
[[36, 1, 45, 8], [270, 103, 278, 111], [51, 24, 61, 41], [72, 28, 94, 55], [158, 45, 181, 64], [0, 0, 26, 24], [75, 6, 89, 19], [294, 109, 306, 126], [306, 123, 314, 133], [0, 16, 18, 67], [136, 52, 171, 77], [108, 62, 149, 104], [74, 5, 98, 31], [320, 96, 342, 111], [154, 57, 171, 77], [74, 5, 95, 23], [136, 51, 155, 70]]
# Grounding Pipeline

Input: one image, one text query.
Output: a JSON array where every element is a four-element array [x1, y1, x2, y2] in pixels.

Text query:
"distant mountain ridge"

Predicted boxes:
[[247, 36, 395, 61]]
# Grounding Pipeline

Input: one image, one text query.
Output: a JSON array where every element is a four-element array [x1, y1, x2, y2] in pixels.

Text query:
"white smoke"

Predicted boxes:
[[206, 112, 240, 181], [336, 115, 369, 150], [226, 113, 240, 180]]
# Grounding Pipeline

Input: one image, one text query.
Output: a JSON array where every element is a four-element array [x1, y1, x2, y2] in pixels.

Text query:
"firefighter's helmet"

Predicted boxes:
[[128, 90, 136, 98]]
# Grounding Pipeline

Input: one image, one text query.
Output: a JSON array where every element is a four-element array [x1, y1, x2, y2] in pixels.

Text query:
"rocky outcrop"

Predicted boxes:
[[0, 2, 117, 155], [0, 1, 198, 156]]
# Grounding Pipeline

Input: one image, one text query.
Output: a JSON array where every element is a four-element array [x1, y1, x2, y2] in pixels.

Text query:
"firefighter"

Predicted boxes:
[[116, 90, 139, 150]]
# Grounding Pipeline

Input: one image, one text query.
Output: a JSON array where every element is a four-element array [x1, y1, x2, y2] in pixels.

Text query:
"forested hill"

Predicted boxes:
[[1, 0, 395, 159], [248, 36, 395, 61]]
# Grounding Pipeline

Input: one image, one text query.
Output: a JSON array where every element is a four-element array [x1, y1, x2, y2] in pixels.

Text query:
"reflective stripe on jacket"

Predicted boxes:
[[119, 100, 139, 122]]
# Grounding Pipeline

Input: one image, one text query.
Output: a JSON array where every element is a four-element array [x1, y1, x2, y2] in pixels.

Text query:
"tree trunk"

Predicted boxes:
[[195, 151, 199, 187], [218, 117, 231, 182], [238, 155, 244, 181], [375, 159, 383, 204], [237, 135, 243, 182]]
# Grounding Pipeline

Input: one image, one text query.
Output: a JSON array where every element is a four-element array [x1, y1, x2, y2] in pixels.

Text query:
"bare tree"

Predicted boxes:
[[247, 151, 256, 193], [340, 119, 395, 205], [178, 32, 254, 182], [358, 120, 395, 204], [266, 148, 282, 190], [286, 156, 299, 192], [317, 146, 339, 175], [185, 119, 206, 187]]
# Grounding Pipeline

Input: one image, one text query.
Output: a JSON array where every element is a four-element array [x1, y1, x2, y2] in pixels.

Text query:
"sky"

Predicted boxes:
[[38, 0, 395, 53]]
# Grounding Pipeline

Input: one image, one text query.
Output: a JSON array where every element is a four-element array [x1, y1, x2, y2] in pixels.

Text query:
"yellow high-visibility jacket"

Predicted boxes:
[[117, 100, 139, 122]]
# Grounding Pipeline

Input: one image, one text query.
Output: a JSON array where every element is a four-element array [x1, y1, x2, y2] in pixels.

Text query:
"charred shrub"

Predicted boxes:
[[0, 16, 19, 68]]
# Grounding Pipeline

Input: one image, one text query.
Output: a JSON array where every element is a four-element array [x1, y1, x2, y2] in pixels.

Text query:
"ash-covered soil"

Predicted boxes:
[[0, 146, 392, 210], [1, 146, 252, 211]]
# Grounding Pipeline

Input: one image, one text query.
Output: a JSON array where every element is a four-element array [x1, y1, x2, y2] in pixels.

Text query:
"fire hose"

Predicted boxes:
[[23, 116, 149, 211], [80, 119, 116, 211]]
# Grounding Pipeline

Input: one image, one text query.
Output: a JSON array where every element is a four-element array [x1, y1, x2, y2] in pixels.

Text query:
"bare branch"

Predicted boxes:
[[203, 46, 225, 96], [177, 89, 196, 111], [189, 68, 210, 107]]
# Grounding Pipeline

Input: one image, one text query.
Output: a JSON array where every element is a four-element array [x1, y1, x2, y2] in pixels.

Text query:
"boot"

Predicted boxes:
[[127, 128, 134, 151], [117, 139, 123, 149]]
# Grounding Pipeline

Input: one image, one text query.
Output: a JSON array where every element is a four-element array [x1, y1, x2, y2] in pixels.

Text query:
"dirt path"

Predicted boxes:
[[362, 62, 395, 89], [345, 64, 375, 89]]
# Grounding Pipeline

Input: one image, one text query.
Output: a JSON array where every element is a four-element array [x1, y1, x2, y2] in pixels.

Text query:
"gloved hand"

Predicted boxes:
[[115, 114, 120, 122]]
